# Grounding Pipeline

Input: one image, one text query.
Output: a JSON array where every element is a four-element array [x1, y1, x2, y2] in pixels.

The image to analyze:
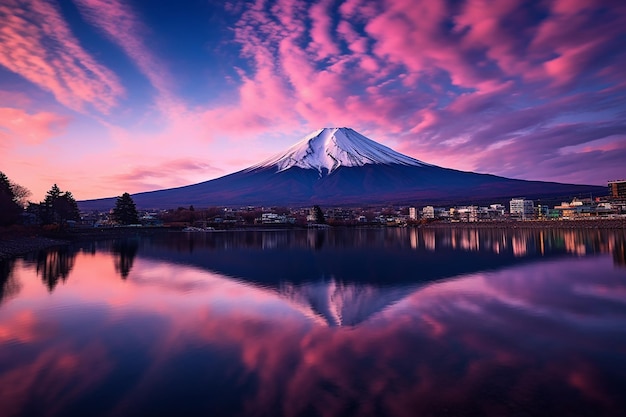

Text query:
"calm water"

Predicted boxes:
[[1, 228, 625, 417]]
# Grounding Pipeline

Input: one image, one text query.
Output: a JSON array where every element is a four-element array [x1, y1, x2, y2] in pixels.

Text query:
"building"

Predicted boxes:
[[452, 206, 478, 222], [609, 180, 626, 199], [261, 213, 288, 224], [554, 198, 616, 219], [485, 204, 506, 219], [422, 206, 435, 219], [510, 198, 534, 220], [408, 207, 418, 220]]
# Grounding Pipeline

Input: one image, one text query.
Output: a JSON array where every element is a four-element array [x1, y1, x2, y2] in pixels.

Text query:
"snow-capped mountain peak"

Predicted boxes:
[[252, 127, 427, 175], [278, 279, 419, 327]]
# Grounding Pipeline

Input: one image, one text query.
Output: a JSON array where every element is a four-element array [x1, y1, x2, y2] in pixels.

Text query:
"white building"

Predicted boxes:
[[408, 207, 418, 220], [510, 198, 534, 220], [489, 204, 505, 214], [453, 206, 478, 222], [422, 206, 435, 219], [261, 213, 290, 224]]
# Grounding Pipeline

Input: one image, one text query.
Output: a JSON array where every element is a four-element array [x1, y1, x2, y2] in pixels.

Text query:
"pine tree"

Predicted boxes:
[[41, 184, 61, 224], [313, 205, 326, 224], [40, 184, 79, 226], [112, 193, 139, 225], [59, 192, 80, 222], [0, 172, 23, 226]]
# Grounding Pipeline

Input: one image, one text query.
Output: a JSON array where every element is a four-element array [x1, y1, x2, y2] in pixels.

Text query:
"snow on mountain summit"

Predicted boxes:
[[252, 127, 427, 174]]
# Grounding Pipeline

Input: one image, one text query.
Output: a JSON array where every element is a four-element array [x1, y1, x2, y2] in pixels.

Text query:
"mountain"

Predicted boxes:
[[80, 127, 605, 209], [251, 127, 428, 173], [278, 280, 419, 327]]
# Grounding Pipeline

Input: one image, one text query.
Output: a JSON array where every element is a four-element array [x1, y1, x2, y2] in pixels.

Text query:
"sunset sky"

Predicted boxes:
[[1, 0, 625, 201]]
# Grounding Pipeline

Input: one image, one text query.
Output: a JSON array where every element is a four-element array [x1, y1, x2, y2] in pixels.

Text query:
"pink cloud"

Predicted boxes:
[[308, 0, 340, 59], [106, 158, 223, 191], [453, 0, 533, 78], [6, 0, 619, 199], [338, 0, 379, 21], [336, 21, 368, 54], [530, 1, 626, 85], [0, 107, 70, 144], [0, 90, 32, 108], [0, 0, 123, 113], [214, 0, 621, 187], [223, 0, 429, 135]]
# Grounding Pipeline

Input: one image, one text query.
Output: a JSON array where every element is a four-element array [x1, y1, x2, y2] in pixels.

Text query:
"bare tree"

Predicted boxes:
[[10, 183, 31, 208]]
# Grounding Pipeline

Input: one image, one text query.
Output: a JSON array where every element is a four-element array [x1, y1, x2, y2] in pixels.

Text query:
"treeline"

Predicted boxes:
[[159, 206, 270, 225], [1, 171, 79, 228], [0, 172, 143, 229]]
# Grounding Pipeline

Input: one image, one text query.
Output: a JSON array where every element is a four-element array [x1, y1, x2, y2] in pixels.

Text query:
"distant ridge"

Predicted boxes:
[[80, 127, 605, 209]]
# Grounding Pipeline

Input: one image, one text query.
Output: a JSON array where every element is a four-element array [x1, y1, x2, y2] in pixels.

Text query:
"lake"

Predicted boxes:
[[1, 227, 625, 417]]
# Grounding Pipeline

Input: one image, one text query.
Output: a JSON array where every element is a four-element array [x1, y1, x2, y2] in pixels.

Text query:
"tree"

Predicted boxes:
[[189, 205, 196, 223], [11, 184, 31, 207], [0, 172, 23, 226], [112, 193, 139, 225], [40, 184, 61, 224], [57, 191, 80, 224], [313, 205, 326, 224], [40, 184, 79, 226]]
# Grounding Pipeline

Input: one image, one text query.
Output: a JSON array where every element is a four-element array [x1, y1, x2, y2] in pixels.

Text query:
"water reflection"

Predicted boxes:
[[112, 238, 139, 279], [280, 280, 419, 326], [614, 236, 626, 267], [5, 227, 626, 294], [0, 228, 625, 416], [35, 247, 76, 292], [135, 228, 626, 288], [0, 259, 19, 305], [144, 227, 626, 259]]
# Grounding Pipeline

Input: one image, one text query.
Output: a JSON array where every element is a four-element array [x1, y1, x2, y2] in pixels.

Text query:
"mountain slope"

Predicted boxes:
[[251, 127, 427, 173], [79, 127, 605, 209]]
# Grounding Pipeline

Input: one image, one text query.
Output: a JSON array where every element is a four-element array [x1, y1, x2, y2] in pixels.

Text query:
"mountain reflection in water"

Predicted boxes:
[[0, 228, 625, 417]]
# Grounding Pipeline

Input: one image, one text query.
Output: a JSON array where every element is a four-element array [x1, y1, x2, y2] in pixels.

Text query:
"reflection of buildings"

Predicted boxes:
[[613, 235, 626, 267], [410, 228, 417, 249], [512, 236, 528, 257], [459, 229, 479, 251], [138, 228, 626, 288], [422, 230, 436, 251], [563, 231, 587, 256]]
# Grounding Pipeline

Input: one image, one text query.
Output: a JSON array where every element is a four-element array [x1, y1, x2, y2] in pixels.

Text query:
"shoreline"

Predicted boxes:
[[0, 236, 69, 261], [1, 219, 625, 260], [0, 226, 171, 261]]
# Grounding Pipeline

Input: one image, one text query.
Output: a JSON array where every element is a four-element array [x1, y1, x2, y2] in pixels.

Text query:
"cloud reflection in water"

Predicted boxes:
[[0, 229, 624, 416]]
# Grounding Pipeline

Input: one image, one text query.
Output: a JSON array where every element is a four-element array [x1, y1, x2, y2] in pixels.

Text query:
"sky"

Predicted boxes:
[[0, 0, 625, 201]]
